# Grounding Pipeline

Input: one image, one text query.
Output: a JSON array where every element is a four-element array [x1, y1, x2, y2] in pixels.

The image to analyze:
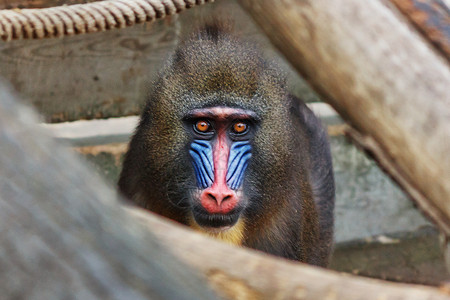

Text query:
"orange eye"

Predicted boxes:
[[233, 122, 247, 134], [195, 120, 210, 133]]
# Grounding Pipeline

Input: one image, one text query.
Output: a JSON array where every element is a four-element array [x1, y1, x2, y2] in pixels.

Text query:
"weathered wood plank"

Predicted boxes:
[[0, 19, 179, 122]]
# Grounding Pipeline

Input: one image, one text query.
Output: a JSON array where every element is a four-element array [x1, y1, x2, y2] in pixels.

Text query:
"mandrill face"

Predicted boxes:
[[184, 106, 259, 231], [119, 23, 302, 247]]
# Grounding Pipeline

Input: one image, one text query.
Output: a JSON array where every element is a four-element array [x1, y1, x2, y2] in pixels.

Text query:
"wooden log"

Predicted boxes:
[[237, 0, 450, 237], [1, 82, 450, 299], [0, 81, 217, 300], [130, 207, 450, 300]]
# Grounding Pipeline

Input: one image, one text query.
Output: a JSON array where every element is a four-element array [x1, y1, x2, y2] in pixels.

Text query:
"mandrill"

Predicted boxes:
[[119, 23, 335, 266]]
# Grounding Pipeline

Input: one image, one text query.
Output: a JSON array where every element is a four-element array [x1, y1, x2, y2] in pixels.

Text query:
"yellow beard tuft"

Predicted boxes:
[[188, 217, 246, 246]]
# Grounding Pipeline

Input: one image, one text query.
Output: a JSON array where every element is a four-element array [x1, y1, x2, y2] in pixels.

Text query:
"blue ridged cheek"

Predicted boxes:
[[189, 140, 214, 189], [189, 140, 252, 190], [226, 141, 252, 190]]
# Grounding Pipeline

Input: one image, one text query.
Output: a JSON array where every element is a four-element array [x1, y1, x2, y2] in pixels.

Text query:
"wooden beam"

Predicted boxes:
[[237, 0, 450, 237], [130, 207, 450, 300]]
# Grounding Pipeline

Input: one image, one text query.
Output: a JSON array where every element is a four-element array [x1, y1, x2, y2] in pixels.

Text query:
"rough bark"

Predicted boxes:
[[237, 0, 450, 236], [1, 82, 449, 299]]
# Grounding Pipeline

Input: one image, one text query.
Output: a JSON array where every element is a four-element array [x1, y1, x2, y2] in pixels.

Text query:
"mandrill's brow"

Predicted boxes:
[[185, 107, 260, 122]]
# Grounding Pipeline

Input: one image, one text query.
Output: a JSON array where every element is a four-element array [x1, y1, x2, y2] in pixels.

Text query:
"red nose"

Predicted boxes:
[[199, 124, 239, 214], [200, 184, 238, 214]]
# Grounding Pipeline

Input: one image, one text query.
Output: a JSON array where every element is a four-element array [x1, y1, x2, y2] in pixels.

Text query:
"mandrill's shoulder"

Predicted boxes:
[[289, 94, 335, 264], [289, 95, 335, 204]]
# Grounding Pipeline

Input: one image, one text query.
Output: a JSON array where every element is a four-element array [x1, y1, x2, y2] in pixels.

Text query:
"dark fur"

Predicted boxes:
[[119, 23, 335, 266]]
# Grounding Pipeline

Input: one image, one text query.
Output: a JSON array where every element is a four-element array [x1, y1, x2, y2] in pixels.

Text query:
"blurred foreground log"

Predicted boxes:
[[238, 0, 450, 237], [1, 83, 450, 298], [0, 82, 216, 299]]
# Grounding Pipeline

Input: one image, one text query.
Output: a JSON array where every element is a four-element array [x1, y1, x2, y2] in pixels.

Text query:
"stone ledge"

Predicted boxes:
[[330, 227, 448, 286]]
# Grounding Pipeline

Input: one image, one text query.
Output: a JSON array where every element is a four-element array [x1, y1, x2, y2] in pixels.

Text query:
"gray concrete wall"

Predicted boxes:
[[331, 136, 430, 242]]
